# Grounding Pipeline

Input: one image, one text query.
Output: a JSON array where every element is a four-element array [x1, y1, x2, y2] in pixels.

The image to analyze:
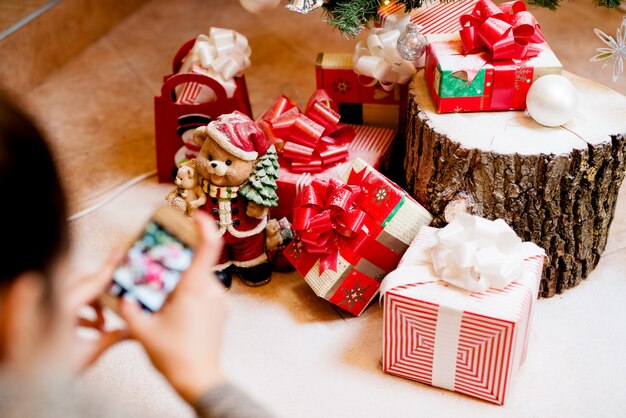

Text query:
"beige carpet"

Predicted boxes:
[[14, 0, 626, 416]]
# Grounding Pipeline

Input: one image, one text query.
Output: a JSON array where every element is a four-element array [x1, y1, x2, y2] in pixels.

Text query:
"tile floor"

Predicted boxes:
[[13, 0, 626, 416]]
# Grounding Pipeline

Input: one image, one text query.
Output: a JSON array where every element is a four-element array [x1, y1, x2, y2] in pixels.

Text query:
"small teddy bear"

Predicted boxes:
[[182, 111, 279, 289], [265, 217, 294, 272], [265, 219, 284, 251], [166, 163, 207, 216]]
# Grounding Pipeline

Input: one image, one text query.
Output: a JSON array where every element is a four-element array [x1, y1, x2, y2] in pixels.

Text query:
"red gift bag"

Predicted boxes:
[[154, 39, 253, 182]]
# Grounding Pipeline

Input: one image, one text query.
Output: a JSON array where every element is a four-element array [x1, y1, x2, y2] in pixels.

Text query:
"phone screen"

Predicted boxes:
[[108, 220, 193, 312]]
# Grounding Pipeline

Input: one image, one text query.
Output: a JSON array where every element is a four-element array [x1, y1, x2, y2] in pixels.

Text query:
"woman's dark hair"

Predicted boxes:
[[0, 92, 68, 285]]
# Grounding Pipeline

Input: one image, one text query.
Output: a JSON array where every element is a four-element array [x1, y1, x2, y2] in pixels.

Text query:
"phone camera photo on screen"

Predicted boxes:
[[108, 220, 193, 312]]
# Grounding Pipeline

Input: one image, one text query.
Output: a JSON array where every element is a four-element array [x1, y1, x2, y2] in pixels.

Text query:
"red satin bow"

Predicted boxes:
[[258, 90, 354, 173], [291, 178, 367, 273], [459, 0, 544, 61]]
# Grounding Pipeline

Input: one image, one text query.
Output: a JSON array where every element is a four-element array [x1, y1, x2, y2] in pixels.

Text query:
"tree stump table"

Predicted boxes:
[[405, 70, 626, 297]]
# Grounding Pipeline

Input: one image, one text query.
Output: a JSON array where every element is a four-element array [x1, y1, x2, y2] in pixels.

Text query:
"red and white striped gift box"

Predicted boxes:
[[382, 226, 544, 405], [378, 0, 478, 34]]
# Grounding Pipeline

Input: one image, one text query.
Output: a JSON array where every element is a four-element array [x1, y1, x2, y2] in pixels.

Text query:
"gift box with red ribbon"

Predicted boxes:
[[315, 53, 407, 129], [259, 90, 397, 221], [425, 0, 562, 113], [283, 158, 433, 316], [380, 219, 545, 404]]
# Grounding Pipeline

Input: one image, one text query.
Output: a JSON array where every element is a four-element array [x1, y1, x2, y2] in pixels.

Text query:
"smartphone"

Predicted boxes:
[[100, 206, 199, 314]]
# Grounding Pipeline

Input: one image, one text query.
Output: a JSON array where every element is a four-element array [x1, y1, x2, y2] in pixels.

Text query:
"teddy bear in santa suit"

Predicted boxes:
[[186, 111, 278, 288]]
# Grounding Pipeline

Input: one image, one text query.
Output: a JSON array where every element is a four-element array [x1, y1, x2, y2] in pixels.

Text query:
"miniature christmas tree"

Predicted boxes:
[[239, 145, 280, 207]]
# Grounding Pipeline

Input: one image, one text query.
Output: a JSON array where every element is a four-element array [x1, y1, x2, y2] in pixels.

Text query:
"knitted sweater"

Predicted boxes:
[[0, 372, 274, 418]]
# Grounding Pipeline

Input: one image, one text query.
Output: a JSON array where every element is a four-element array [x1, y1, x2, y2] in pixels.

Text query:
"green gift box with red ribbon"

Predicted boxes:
[[284, 158, 433, 316], [425, 0, 562, 113]]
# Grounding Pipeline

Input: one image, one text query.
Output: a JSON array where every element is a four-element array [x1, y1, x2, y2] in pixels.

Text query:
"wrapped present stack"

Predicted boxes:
[[380, 215, 546, 404], [284, 158, 433, 316], [404, 0, 626, 296], [317, 1, 482, 128], [258, 90, 398, 221]]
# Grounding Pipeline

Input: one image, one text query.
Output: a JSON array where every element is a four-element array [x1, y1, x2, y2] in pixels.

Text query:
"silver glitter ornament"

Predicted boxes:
[[286, 0, 324, 14], [397, 24, 427, 62]]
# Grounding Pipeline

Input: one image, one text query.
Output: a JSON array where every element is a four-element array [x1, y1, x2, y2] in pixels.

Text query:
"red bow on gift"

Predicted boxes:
[[459, 0, 544, 61], [258, 90, 354, 173], [292, 178, 367, 273]]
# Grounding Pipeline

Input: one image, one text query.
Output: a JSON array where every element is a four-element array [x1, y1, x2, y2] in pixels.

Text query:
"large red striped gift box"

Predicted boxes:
[[284, 158, 433, 316], [381, 226, 544, 404]]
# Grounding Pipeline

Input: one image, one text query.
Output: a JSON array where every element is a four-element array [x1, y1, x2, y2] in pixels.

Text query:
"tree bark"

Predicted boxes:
[[405, 70, 626, 297]]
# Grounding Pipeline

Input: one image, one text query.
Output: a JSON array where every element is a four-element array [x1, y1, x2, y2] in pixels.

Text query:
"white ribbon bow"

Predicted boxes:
[[380, 214, 545, 296], [430, 214, 544, 292], [353, 28, 417, 91], [179, 28, 251, 97]]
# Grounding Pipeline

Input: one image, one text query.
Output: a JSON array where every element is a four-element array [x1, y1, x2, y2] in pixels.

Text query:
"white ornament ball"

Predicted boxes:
[[239, 0, 281, 14], [526, 74, 578, 127]]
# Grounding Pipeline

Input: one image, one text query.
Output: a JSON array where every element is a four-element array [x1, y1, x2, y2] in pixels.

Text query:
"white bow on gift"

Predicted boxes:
[[353, 28, 417, 92], [179, 28, 251, 97], [381, 214, 545, 296], [431, 214, 544, 293]]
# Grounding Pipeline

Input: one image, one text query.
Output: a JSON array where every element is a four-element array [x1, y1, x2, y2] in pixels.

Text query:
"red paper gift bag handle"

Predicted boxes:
[[172, 39, 197, 74], [160, 71, 230, 104]]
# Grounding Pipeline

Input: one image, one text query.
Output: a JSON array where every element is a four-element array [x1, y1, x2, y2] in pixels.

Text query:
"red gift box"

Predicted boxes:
[[271, 124, 396, 221], [259, 91, 397, 221], [315, 53, 408, 129], [284, 159, 433, 316], [154, 38, 253, 182], [382, 225, 545, 404], [424, 0, 562, 113]]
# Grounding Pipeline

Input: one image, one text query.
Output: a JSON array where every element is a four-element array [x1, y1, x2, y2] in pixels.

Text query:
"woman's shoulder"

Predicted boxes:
[[0, 370, 133, 418]]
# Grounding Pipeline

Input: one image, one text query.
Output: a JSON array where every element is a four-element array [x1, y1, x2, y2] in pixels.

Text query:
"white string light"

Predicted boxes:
[[67, 171, 157, 222]]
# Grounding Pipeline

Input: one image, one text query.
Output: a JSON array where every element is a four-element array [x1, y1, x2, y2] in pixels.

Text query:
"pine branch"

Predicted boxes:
[[527, 0, 561, 10], [322, 0, 386, 37], [594, 0, 621, 7]]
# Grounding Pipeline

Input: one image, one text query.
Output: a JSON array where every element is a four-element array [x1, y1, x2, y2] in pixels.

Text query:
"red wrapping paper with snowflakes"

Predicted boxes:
[[381, 226, 545, 404], [315, 53, 407, 129], [259, 92, 397, 221], [284, 158, 432, 316]]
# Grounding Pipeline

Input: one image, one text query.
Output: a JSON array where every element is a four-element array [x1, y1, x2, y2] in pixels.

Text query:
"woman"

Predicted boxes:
[[0, 92, 273, 417]]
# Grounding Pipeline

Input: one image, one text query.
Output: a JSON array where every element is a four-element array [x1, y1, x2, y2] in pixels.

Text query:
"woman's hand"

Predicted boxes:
[[119, 211, 228, 404], [43, 250, 127, 374]]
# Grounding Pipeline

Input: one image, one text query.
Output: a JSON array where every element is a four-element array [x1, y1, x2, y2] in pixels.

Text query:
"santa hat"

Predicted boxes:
[[206, 111, 269, 161]]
